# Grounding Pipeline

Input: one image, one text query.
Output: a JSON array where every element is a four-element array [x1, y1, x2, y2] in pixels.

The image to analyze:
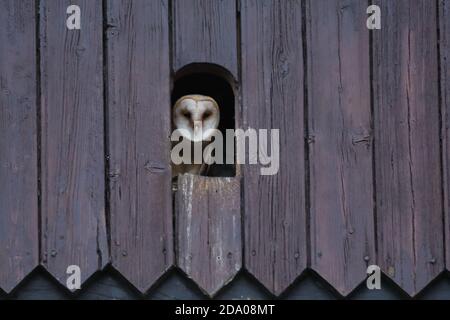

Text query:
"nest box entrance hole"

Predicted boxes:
[[171, 64, 237, 178]]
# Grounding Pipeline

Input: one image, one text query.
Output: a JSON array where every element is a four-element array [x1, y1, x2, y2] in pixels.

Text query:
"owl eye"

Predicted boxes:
[[202, 110, 212, 120], [181, 110, 191, 118]]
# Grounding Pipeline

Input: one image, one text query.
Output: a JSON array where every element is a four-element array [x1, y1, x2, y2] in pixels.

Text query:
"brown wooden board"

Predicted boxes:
[[440, 0, 450, 272], [172, 0, 238, 78], [307, 0, 374, 296], [373, 0, 443, 296], [106, 0, 173, 292], [40, 0, 108, 287], [176, 175, 241, 297], [240, 0, 307, 295], [0, 0, 39, 293], [172, 0, 241, 295]]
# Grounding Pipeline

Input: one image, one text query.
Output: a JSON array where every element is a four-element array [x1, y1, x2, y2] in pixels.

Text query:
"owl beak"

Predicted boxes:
[[193, 120, 202, 133], [192, 120, 203, 141]]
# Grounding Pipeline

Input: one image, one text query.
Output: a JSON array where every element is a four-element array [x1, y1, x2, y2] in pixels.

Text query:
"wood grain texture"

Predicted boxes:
[[373, 0, 443, 296], [0, 0, 38, 293], [40, 0, 107, 287], [241, 0, 307, 295], [440, 0, 450, 272], [307, 0, 374, 296], [107, 0, 173, 292], [172, 0, 238, 78], [176, 175, 241, 297], [172, 0, 241, 296]]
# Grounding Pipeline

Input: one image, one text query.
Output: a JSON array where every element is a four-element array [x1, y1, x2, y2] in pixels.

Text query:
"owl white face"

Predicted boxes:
[[173, 95, 220, 142]]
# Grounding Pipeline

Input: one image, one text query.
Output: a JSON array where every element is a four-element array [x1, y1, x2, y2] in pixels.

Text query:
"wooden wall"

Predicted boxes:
[[0, 0, 449, 298]]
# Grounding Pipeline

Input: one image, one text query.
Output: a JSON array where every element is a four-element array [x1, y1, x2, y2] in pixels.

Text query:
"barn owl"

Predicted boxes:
[[172, 94, 220, 177]]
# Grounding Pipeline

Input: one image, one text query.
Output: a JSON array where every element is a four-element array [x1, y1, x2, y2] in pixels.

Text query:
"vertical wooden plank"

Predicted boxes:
[[172, 0, 241, 295], [172, 0, 237, 78], [176, 176, 241, 296], [107, 0, 173, 292], [440, 0, 450, 272], [0, 0, 38, 293], [307, 0, 374, 295], [40, 0, 108, 286], [374, 0, 443, 295], [241, 0, 306, 295]]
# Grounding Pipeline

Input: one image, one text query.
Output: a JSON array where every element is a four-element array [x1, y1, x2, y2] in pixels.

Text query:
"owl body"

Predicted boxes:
[[172, 94, 220, 177]]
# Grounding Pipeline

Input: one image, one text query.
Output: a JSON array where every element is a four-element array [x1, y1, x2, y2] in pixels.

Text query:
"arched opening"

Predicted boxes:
[[171, 64, 236, 177]]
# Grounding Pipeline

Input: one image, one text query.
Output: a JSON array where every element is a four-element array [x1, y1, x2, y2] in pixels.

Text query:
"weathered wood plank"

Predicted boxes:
[[373, 0, 443, 296], [307, 0, 374, 296], [0, 0, 38, 293], [172, 0, 238, 78], [241, 0, 307, 295], [40, 0, 107, 287], [176, 175, 241, 296], [172, 0, 241, 295], [107, 0, 173, 292], [440, 0, 450, 272]]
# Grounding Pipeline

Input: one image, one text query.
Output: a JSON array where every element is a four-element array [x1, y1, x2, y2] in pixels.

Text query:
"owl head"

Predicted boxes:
[[172, 94, 220, 142]]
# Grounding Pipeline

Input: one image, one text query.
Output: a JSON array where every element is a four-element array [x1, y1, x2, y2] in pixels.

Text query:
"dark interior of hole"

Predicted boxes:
[[171, 72, 236, 177]]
